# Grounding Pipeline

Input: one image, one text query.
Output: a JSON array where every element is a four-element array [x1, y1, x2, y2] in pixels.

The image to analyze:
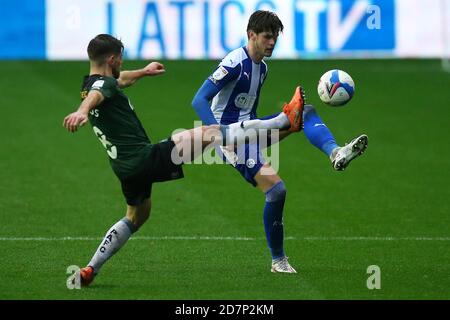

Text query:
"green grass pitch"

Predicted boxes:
[[0, 59, 449, 299]]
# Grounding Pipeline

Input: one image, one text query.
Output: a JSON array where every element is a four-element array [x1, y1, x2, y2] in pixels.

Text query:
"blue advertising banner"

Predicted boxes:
[[0, 0, 447, 60], [0, 0, 46, 59], [294, 0, 395, 54]]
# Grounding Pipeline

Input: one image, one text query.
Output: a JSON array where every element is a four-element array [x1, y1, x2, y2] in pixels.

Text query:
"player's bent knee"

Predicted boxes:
[[201, 125, 221, 145], [265, 181, 287, 202]]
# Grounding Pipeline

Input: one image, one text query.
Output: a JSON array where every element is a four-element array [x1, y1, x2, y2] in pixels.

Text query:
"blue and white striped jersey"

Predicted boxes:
[[207, 46, 268, 125]]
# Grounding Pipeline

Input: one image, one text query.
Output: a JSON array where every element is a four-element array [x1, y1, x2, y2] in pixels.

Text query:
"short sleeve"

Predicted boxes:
[[90, 77, 118, 99], [207, 62, 241, 91]]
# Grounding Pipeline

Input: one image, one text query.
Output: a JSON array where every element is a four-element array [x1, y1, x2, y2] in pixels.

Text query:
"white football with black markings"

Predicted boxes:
[[317, 69, 355, 106]]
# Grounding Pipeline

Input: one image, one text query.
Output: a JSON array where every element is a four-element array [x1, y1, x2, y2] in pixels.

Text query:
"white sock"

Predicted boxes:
[[87, 218, 135, 274], [224, 113, 289, 145], [241, 113, 289, 130]]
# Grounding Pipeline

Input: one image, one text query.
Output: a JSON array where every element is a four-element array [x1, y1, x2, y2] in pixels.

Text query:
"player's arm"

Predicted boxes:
[[192, 63, 241, 125], [63, 90, 104, 133], [191, 80, 220, 125], [117, 61, 165, 88]]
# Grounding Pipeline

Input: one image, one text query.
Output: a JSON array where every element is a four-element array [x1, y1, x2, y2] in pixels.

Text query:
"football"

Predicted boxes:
[[317, 69, 355, 106]]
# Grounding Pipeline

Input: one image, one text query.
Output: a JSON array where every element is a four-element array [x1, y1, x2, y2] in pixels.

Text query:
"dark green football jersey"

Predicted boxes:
[[81, 75, 153, 179]]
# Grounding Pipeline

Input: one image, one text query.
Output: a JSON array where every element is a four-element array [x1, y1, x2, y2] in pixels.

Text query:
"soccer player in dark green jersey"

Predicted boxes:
[[63, 34, 304, 286]]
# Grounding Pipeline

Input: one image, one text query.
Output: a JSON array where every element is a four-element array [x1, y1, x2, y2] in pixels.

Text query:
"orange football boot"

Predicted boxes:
[[282, 86, 306, 132], [80, 266, 95, 287]]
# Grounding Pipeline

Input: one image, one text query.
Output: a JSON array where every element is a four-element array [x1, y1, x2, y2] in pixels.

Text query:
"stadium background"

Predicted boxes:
[[0, 0, 449, 299]]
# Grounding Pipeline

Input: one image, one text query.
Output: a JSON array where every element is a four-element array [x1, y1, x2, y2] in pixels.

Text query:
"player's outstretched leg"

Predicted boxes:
[[303, 104, 339, 157], [210, 85, 306, 146], [226, 85, 305, 141], [172, 86, 307, 163], [233, 85, 305, 133], [330, 134, 368, 171], [303, 105, 368, 170]]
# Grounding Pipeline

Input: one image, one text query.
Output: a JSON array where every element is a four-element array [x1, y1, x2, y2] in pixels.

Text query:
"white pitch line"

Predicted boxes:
[[0, 236, 449, 241], [0, 236, 295, 241], [303, 236, 450, 241]]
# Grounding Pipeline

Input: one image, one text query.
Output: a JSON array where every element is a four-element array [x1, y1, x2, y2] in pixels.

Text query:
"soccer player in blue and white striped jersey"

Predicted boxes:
[[192, 10, 368, 273]]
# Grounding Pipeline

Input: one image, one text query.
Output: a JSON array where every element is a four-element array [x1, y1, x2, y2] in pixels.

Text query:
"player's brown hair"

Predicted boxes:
[[87, 34, 124, 63], [247, 10, 284, 35]]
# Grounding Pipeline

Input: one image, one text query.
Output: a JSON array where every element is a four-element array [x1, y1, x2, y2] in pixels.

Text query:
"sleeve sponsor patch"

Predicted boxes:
[[91, 80, 105, 89], [212, 66, 228, 81]]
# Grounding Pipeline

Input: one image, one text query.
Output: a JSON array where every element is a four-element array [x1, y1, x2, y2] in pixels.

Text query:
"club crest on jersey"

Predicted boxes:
[[234, 93, 256, 110]]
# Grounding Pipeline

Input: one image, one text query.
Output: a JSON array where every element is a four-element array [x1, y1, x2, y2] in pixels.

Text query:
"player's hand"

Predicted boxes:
[[63, 111, 88, 133], [143, 62, 166, 77]]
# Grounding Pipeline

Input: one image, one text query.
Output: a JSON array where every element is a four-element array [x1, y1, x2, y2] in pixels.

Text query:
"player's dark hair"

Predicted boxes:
[[87, 34, 124, 63], [247, 10, 284, 35]]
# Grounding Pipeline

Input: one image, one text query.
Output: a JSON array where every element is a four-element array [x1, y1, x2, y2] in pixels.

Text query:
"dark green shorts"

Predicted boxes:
[[120, 139, 184, 206]]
